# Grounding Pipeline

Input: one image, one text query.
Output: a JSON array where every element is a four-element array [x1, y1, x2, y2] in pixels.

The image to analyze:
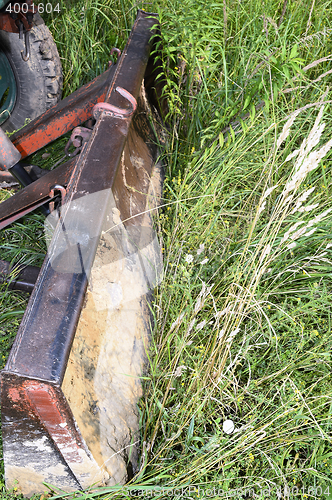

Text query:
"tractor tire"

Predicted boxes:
[[0, 14, 62, 133]]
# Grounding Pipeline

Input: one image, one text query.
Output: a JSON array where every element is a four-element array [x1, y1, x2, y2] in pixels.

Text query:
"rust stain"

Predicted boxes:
[[11, 71, 112, 159], [24, 382, 84, 463], [7, 387, 21, 403]]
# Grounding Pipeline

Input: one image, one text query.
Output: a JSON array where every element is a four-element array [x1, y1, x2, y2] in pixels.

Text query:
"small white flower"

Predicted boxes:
[[185, 254, 194, 264], [287, 242, 297, 249], [197, 243, 205, 255], [223, 419, 235, 434], [200, 258, 209, 265]]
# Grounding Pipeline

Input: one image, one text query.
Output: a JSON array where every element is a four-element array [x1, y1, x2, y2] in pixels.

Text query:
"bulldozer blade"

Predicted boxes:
[[0, 10, 164, 496]]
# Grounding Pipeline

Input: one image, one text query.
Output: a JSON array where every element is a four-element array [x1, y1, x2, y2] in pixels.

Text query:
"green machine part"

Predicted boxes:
[[0, 52, 16, 126], [0, 0, 17, 124]]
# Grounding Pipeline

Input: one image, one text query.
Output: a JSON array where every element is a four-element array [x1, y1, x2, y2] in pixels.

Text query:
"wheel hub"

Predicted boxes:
[[0, 52, 16, 126]]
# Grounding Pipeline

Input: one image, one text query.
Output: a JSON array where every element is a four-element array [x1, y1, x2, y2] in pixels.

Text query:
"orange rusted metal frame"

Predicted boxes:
[[0, 127, 21, 170], [10, 65, 115, 158]]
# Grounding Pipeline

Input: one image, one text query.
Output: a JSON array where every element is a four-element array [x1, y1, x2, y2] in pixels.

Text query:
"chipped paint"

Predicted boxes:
[[24, 381, 107, 487]]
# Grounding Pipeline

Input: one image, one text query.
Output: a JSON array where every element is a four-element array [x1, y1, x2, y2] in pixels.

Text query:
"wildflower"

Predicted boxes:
[[200, 258, 209, 265], [185, 254, 194, 264], [197, 243, 204, 255], [223, 419, 235, 434]]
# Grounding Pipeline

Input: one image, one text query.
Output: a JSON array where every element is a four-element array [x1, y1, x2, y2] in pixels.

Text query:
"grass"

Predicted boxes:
[[1, 0, 332, 498]]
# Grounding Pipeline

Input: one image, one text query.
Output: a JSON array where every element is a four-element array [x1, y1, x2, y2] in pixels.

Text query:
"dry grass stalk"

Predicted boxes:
[[210, 101, 332, 383]]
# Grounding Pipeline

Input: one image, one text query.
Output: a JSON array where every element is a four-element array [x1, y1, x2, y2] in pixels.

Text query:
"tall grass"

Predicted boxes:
[[1, 0, 332, 498]]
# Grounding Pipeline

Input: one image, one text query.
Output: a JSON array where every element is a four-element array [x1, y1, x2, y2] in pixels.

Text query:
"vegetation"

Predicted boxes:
[[1, 0, 332, 498]]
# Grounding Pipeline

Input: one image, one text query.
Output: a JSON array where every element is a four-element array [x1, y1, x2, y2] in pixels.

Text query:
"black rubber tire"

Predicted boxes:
[[0, 14, 62, 133]]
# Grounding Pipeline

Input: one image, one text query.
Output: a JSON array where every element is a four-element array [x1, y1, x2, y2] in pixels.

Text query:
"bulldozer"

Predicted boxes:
[[0, 2, 164, 496]]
